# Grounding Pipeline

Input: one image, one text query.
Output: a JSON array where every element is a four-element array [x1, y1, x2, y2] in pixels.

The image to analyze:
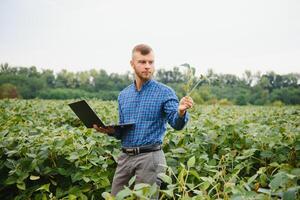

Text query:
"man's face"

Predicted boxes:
[[131, 51, 155, 81]]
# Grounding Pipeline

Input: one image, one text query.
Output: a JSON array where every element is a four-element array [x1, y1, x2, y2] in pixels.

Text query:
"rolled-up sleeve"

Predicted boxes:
[[163, 89, 189, 130]]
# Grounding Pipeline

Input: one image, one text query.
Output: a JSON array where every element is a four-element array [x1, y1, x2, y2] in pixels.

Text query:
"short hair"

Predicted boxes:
[[132, 44, 153, 57]]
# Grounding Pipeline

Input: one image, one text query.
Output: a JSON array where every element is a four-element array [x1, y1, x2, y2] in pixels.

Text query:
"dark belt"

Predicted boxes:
[[122, 144, 161, 156]]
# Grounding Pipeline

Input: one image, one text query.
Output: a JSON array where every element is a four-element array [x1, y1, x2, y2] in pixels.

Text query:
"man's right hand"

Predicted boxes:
[[93, 124, 115, 135]]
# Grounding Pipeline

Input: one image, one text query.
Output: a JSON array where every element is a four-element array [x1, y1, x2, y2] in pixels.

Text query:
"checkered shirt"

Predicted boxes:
[[114, 79, 189, 147]]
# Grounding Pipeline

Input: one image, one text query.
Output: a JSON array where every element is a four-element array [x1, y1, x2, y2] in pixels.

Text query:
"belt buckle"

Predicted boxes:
[[126, 147, 140, 155]]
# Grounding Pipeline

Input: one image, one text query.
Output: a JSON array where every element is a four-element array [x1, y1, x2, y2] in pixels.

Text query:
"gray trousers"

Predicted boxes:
[[111, 150, 167, 196]]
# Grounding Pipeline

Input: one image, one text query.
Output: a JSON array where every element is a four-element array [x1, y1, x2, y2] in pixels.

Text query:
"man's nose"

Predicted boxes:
[[145, 62, 152, 68]]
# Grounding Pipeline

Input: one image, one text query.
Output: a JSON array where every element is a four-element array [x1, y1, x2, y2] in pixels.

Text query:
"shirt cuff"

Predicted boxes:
[[177, 111, 189, 126], [178, 110, 188, 120], [110, 128, 122, 140]]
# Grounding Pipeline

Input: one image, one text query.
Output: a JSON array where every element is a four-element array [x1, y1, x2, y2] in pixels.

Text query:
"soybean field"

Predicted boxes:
[[0, 99, 299, 200]]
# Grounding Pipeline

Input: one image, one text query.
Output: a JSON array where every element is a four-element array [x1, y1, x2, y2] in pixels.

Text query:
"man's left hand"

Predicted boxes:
[[178, 96, 194, 117]]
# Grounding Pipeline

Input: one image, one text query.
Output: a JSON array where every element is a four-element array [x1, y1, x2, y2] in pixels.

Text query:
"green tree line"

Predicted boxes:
[[0, 63, 299, 105]]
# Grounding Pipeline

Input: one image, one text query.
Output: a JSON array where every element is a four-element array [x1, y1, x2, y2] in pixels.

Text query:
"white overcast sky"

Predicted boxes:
[[0, 0, 299, 76]]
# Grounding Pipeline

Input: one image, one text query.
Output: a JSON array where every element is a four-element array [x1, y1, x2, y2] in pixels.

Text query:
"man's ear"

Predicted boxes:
[[130, 60, 134, 69]]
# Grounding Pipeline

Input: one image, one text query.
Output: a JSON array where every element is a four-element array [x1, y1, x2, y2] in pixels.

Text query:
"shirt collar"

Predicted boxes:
[[133, 79, 154, 92]]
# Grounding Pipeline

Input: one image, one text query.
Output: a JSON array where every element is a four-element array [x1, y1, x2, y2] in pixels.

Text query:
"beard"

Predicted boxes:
[[134, 68, 153, 82]]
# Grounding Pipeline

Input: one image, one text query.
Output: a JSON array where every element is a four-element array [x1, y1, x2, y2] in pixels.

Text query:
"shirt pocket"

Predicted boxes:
[[121, 102, 136, 122]]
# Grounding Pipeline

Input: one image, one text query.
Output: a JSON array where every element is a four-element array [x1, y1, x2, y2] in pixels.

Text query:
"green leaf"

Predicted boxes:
[[30, 175, 40, 180], [291, 168, 300, 177], [116, 188, 132, 200], [5, 175, 18, 185], [128, 175, 136, 187], [187, 156, 195, 168], [71, 172, 83, 182], [171, 148, 186, 154], [6, 150, 18, 157], [81, 184, 92, 193], [69, 152, 79, 161], [283, 189, 297, 200], [102, 192, 113, 199], [68, 186, 81, 195], [200, 177, 214, 184], [158, 173, 172, 184], [270, 172, 289, 191], [134, 183, 150, 190], [17, 182, 26, 190], [99, 177, 110, 187], [68, 194, 77, 200], [260, 150, 273, 158], [259, 173, 268, 187], [36, 183, 50, 192], [50, 179, 57, 186], [57, 168, 69, 175], [79, 193, 88, 200], [26, 153, 37, 158], [200, 181, 210, 191], [189, 169, 201, 180], [236, 149, 257, 160], [82, 176, 90, 183], [42, 194, 47, 200], [161, 189, 174, 197], [149, 183, 158, 196], [247, 174, 258, 185], [257, 188, 271, 195], [193, 189, 202, 195]]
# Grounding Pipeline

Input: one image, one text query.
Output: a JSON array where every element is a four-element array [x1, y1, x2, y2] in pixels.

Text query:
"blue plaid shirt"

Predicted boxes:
[[114, 79, 189, 147]]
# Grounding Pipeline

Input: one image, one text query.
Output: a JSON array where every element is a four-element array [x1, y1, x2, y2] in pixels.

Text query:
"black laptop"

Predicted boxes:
[[68, 100, 134, 129]]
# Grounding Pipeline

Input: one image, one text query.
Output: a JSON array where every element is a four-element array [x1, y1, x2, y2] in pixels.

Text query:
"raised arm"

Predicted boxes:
[[163, 89, 193, 130]]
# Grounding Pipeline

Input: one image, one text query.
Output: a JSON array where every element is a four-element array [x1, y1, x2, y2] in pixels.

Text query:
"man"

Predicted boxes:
[[93, 44, 193, 196]]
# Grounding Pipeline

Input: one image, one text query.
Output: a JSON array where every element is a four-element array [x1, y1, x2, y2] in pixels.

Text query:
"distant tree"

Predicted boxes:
[[55, 69, 79, 88], [206, 69, 219, 86], [155, 66, 186, 84], [0, 63, 10, 73], [258, 72, 299, 91], [94, 69, 112, 91], [0, 63, 299, 104], [41, 69, 55, 88], [242, 70, 253, 86], [0, 83, 20, 98], [270, 87, 300, 104]]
